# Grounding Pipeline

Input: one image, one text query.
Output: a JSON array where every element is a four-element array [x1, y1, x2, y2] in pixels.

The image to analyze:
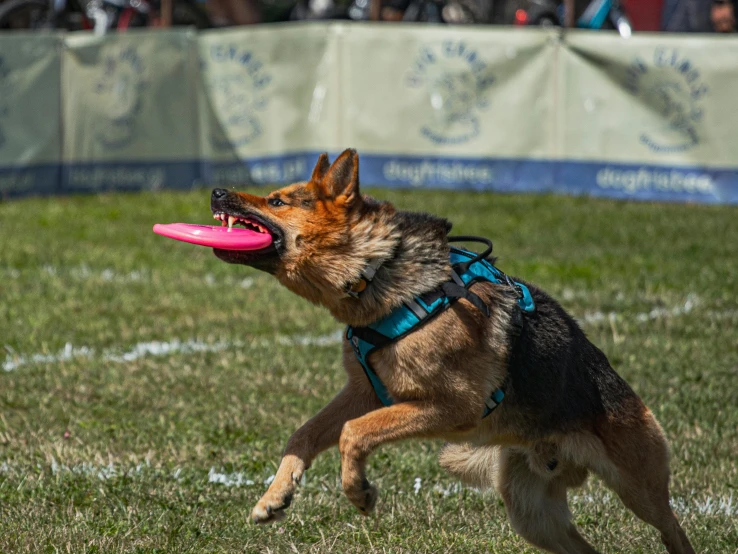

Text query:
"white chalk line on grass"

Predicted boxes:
[[10, 265, 736, 323], [1, 461, 735, 517], [29, 265, 256, 290], [2, 331, 344, 372], [215, 471, 736, 517], [208, 467, 255, 487], [5, 295, 737, 372], [580, 294, 737, 326], [581, 293, 699, 325]]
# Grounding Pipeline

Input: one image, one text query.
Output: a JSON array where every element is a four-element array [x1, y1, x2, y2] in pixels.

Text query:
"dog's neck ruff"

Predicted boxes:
[[346, 243, 535, 418]]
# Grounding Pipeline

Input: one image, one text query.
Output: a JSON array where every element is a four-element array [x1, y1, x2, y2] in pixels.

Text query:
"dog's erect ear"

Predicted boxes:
[[311, 153, 330, 183], [321, 148, 360, 204]]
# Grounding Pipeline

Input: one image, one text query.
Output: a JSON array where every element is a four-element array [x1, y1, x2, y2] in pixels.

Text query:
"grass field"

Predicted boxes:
[[1, 188, 737, 554]]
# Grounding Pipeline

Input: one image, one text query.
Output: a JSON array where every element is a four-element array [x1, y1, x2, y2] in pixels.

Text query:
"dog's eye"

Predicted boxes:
[[268, 197, 285, 207]]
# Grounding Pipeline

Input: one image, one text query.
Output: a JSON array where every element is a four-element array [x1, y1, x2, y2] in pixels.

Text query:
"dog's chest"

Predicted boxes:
[[366, 318, 498, 404]]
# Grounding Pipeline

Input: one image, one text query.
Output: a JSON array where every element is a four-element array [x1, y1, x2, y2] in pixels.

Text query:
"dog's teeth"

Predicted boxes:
[[228, 216, 235, 229]]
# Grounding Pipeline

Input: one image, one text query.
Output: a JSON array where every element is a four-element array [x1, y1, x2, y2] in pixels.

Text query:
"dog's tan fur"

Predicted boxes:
[[210, 149, 695, 554]]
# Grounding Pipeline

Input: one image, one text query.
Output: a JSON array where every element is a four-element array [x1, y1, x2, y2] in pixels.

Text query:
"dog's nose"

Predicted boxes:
[[212, 188, 228, 200]]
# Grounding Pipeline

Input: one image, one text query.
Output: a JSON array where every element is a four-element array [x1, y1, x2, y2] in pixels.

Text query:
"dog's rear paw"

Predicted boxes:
[[346, 480, 378, 515], [251, 493, 292, 524]]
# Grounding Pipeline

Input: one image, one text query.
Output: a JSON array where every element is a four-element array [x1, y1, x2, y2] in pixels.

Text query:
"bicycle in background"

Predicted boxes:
[[515, 0, 632, 37]]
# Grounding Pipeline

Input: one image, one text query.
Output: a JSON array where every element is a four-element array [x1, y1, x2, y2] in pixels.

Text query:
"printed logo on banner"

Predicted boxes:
[[204, 45, 272, 150], [94, 47, 148, 149], [0, 56, 10, 150], [405, 41, 496, 146], [625, 48, 708, 154]]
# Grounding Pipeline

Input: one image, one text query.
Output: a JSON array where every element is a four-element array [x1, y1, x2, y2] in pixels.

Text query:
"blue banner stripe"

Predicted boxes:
[[0, 165, 62, 198], [360, 155, 738, 205], [61, 161, 203, 195], [2, 155, 736, 204]]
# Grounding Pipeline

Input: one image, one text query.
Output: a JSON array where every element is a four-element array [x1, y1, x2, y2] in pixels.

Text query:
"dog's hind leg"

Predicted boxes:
[[497, 448, 601, 554], [594, 409, 696, 554]]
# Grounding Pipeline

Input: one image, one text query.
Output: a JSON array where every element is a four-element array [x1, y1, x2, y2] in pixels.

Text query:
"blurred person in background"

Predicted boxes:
[[206, 0, 261, 24], [711, 0, 736, 30], [662, 0, 736, 32]]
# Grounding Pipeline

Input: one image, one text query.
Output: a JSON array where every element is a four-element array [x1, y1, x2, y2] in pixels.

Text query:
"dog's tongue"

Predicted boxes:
[[153, 223, 273, 251]]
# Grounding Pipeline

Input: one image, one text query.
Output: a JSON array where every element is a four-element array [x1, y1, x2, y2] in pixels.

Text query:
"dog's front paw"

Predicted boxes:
[[344, 478, 378, 515], [251, 492, 293, 524]]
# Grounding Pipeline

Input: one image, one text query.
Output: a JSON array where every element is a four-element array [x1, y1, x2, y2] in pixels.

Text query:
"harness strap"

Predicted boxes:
[[510, 304, 525, 336], [347, 328, 394, 407], [440, 282, 490, 317], [448, 235, 494, 274], [361, 257, 384, 281], [346, 257, 387, 298], [349, 325, 393, 348], [418, 287, 444, 306], [403, 298, 428, 320], [449, 269, 465, 287], [483, 386, 505, 416], [347, 239, 534, 419]]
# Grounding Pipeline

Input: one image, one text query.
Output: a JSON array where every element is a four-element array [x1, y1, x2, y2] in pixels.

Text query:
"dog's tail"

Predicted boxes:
[[438, 443, 501, 489]]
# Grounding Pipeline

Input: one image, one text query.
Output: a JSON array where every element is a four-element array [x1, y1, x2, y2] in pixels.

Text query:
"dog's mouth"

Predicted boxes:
[[209, 208, 284, 271], [211, 211, 276, 237], [210, 210, 284, 249]]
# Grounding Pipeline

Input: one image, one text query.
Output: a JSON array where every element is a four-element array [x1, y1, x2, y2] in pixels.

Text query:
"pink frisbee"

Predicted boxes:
[[153, 223, 273, 251]]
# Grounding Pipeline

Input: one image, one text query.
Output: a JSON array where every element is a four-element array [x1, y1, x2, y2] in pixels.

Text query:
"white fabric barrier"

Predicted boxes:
[[339, 26, 557, 190], [0, 33, 62, 196], [0, 24, 736, 204], [198, 25, 341, 185], [62, 29, 200, 193], [556, 31, 738, 203]]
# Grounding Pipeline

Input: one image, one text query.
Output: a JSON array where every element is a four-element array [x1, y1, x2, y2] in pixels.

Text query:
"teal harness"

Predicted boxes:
[[346, 238, 535, 417]]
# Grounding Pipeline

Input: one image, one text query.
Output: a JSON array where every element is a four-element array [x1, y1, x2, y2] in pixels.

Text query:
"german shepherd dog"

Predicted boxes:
[[209, 149, 695, 554]]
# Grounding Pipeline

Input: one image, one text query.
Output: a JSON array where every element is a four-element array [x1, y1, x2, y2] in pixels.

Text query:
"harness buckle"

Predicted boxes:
[[346, 258, 384, 299], [345, 278, 368, 298], [501, 273, 524, 299]]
